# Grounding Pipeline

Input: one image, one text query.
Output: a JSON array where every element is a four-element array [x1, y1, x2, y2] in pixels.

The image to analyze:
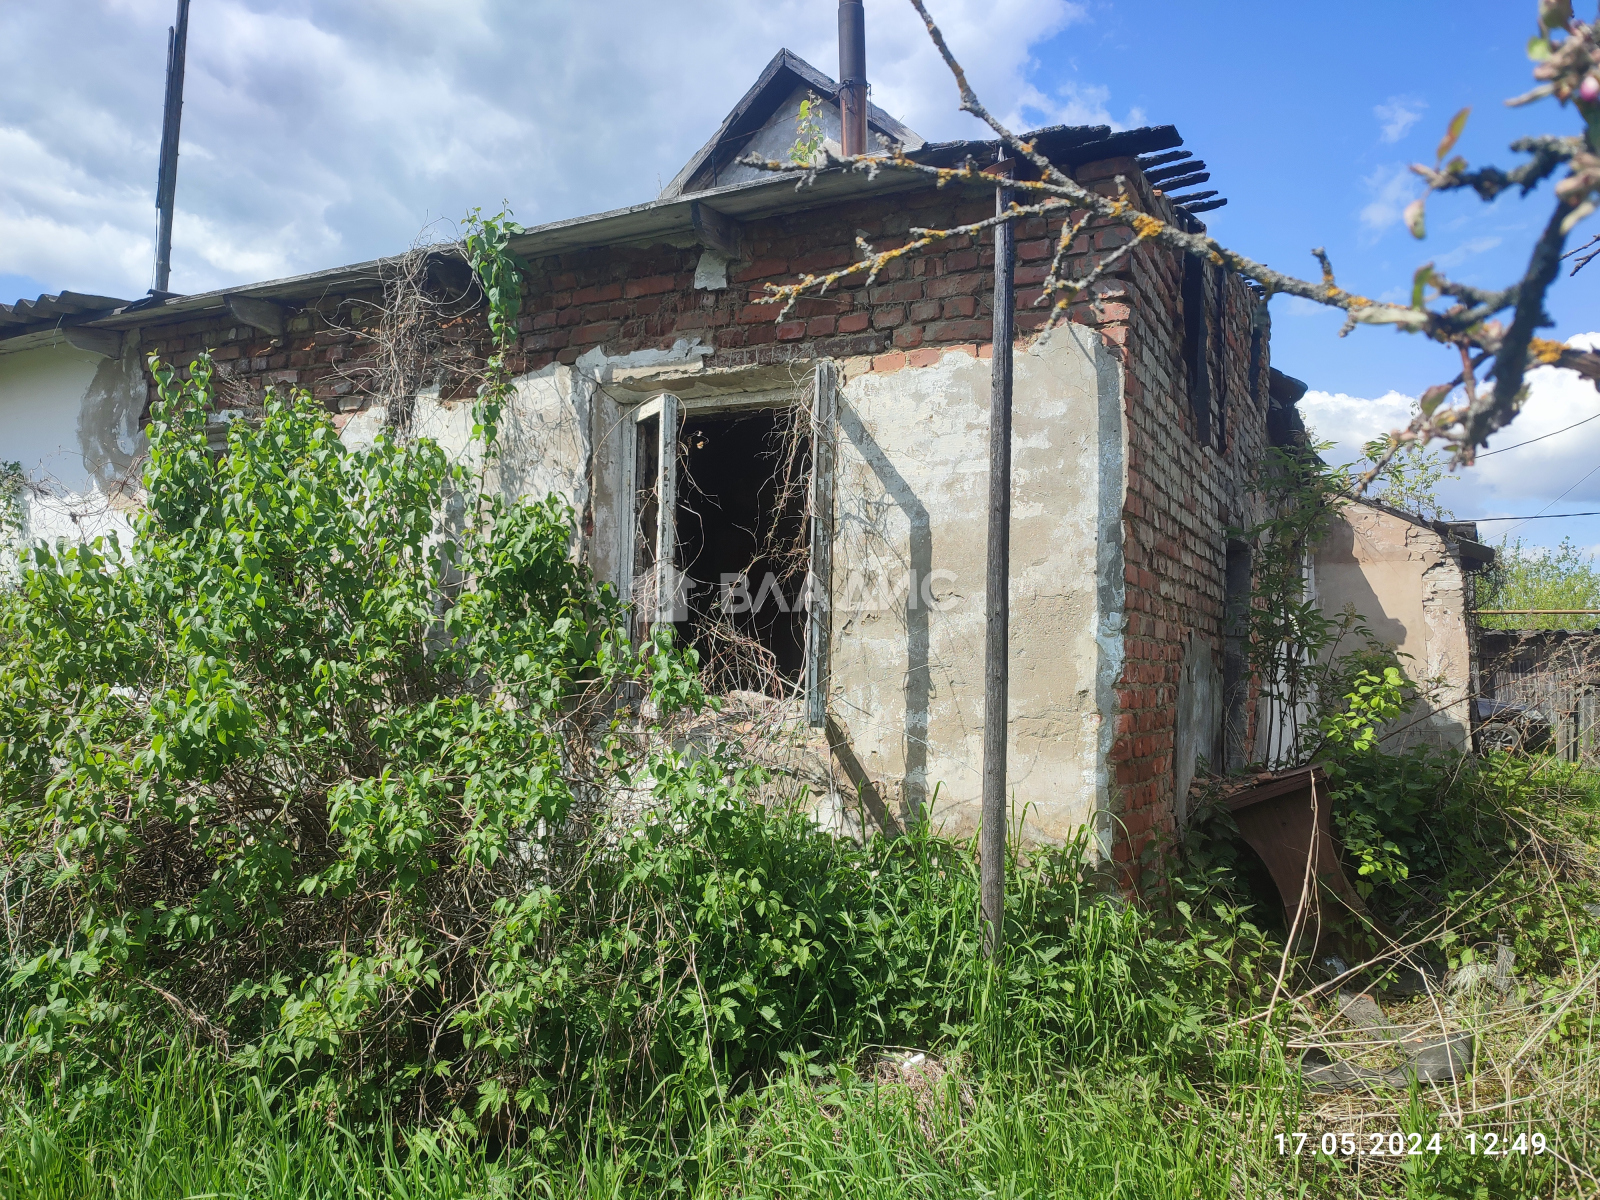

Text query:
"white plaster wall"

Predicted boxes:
[[829, 327, 1124, 843], [339, 362, 596, 592], [0, 343, 102, 485], [1313, 503, 1473, 751], [0, 338, 146, 567], [0, 335, 595, 579], [376, 364, 594, 521]]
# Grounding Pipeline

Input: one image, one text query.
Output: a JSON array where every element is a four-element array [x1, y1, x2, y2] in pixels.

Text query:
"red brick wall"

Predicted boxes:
[[517, 186, 1012, 373], [1065, 159, 1271, 863], [137, 181, 1153, 408], [137, 185, 1018, 411]]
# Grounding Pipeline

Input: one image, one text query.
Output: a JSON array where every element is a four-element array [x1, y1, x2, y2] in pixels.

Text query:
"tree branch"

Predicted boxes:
[[737, 0, 1600, 473]]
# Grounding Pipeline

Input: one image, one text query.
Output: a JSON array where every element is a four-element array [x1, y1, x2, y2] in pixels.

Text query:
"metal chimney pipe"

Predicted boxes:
[[152, 0, 191, 296], [838, 0, 867, 157]]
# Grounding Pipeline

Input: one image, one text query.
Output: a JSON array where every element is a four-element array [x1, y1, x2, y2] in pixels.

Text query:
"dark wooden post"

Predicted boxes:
[[980, 159, 1015, 959], [152, 0, 191, 296]]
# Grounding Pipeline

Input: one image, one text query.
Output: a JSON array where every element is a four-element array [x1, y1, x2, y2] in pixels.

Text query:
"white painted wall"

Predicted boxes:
[[0, 338, 146, 566]]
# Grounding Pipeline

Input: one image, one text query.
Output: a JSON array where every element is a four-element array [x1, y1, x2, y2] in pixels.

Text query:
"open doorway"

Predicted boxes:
[[674, 407, 810, 695]]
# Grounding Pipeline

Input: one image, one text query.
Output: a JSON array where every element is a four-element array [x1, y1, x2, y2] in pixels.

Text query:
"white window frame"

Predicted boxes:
[[617, 367, 836, 722]]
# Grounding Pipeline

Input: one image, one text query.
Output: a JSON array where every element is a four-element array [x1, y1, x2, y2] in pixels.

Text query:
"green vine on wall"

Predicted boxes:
[[461, 205, 528, 455], [1235, 445, 1404, 767]]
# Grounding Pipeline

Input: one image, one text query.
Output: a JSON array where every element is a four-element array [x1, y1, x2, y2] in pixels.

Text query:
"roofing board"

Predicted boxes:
[[660, 48, 925, 200]]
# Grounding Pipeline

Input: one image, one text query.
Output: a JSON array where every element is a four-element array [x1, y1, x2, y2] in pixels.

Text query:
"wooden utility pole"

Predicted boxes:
[[152, 0, 192, 296], [980, 158, 1015, 959]]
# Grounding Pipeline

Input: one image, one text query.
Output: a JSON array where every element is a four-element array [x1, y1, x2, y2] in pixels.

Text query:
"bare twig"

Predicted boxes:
[[738, 0, 1600, 481]]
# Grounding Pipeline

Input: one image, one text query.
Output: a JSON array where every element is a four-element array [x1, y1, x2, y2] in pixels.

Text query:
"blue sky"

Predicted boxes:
[[1024, 2, 1600, 555], [2, 1, 1594, 552], [1048, 1, 1588, 400]]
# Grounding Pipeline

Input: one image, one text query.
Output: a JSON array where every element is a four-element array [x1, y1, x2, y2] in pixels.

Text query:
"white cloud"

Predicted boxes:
[[1301, 334, 1600, 524], [1359, 162, 1417, 237], [1007, 80, 1145, 133], [0, 0, 1094, 302], [1300, 387, 1420, 466], [1433, 234, 1503, 269], [1373, 95, 1426, 144]]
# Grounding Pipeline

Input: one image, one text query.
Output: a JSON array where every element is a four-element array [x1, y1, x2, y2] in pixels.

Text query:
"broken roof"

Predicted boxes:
[[0, 290, 133, 344]]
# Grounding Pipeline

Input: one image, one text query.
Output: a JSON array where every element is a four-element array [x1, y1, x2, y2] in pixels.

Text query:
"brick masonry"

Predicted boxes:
[[1078, 159, 1270, 863], [133, 157, 1272, 863]]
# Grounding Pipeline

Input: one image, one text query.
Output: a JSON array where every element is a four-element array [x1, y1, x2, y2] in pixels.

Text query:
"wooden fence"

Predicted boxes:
[[1479, 629, 1600, 764]]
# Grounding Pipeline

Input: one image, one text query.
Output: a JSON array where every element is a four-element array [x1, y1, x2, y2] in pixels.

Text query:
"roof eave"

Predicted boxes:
[[42, 166, 936, 336], [3, 122, 1186, 346]]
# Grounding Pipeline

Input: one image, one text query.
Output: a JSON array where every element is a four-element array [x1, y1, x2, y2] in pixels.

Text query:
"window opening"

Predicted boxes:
[[674, 406, 811, 696], [622, 370, 835, 713], [1181, 252, 1212, 445]]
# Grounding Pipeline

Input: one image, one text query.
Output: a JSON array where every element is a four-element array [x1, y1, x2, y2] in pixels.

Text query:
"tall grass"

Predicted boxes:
[[11, 1043, 1568, 1199], [6, 753, 1597, 1198], [0, 816, 1288, 1198], [2, 1044, 1309, 1200]]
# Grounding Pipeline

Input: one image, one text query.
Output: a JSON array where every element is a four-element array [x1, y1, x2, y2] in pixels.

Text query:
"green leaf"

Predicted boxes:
[[1435, 107, 1470, 163], [1527, 34, 1552, 60], [1410, 262, 1434, 309]]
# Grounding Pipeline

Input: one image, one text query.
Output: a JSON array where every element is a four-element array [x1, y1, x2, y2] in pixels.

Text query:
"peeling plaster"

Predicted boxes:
[[1313, 502, 1474, 752], [828, 326, 1124, 844]]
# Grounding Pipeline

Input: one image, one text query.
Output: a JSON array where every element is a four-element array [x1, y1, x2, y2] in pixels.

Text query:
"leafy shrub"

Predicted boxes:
[[0, 356, 695, 1118], [1478, 536, 1600, 631], [1, 353, 1240, 1147], [1325, 741, 1600, 977]]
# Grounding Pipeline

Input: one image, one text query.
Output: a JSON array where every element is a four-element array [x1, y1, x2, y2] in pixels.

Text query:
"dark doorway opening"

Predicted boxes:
[[674, 407, 810, 695]]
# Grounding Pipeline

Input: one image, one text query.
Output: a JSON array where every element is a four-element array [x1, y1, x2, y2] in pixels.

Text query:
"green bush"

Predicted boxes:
[[0, 355, 696, 1120], [1478, 537, 1600, 631], [1, 352, 1241, 1148], [1324, 742, 1600, 977]]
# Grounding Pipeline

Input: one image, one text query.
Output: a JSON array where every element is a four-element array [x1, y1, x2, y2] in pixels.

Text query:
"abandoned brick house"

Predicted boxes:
[[0, 47, 1488, 862]]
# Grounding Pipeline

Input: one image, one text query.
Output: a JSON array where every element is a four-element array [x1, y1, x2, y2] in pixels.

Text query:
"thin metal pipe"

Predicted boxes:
[[153, 0, 191, 295], [837, 0, 867, 157], [980, 158, 1015, 960]]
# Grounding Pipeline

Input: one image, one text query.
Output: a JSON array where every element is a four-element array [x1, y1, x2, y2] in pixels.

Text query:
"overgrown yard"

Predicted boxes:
[[3, 754, 1597, 1199], [4, 327, 1598, 1197]]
